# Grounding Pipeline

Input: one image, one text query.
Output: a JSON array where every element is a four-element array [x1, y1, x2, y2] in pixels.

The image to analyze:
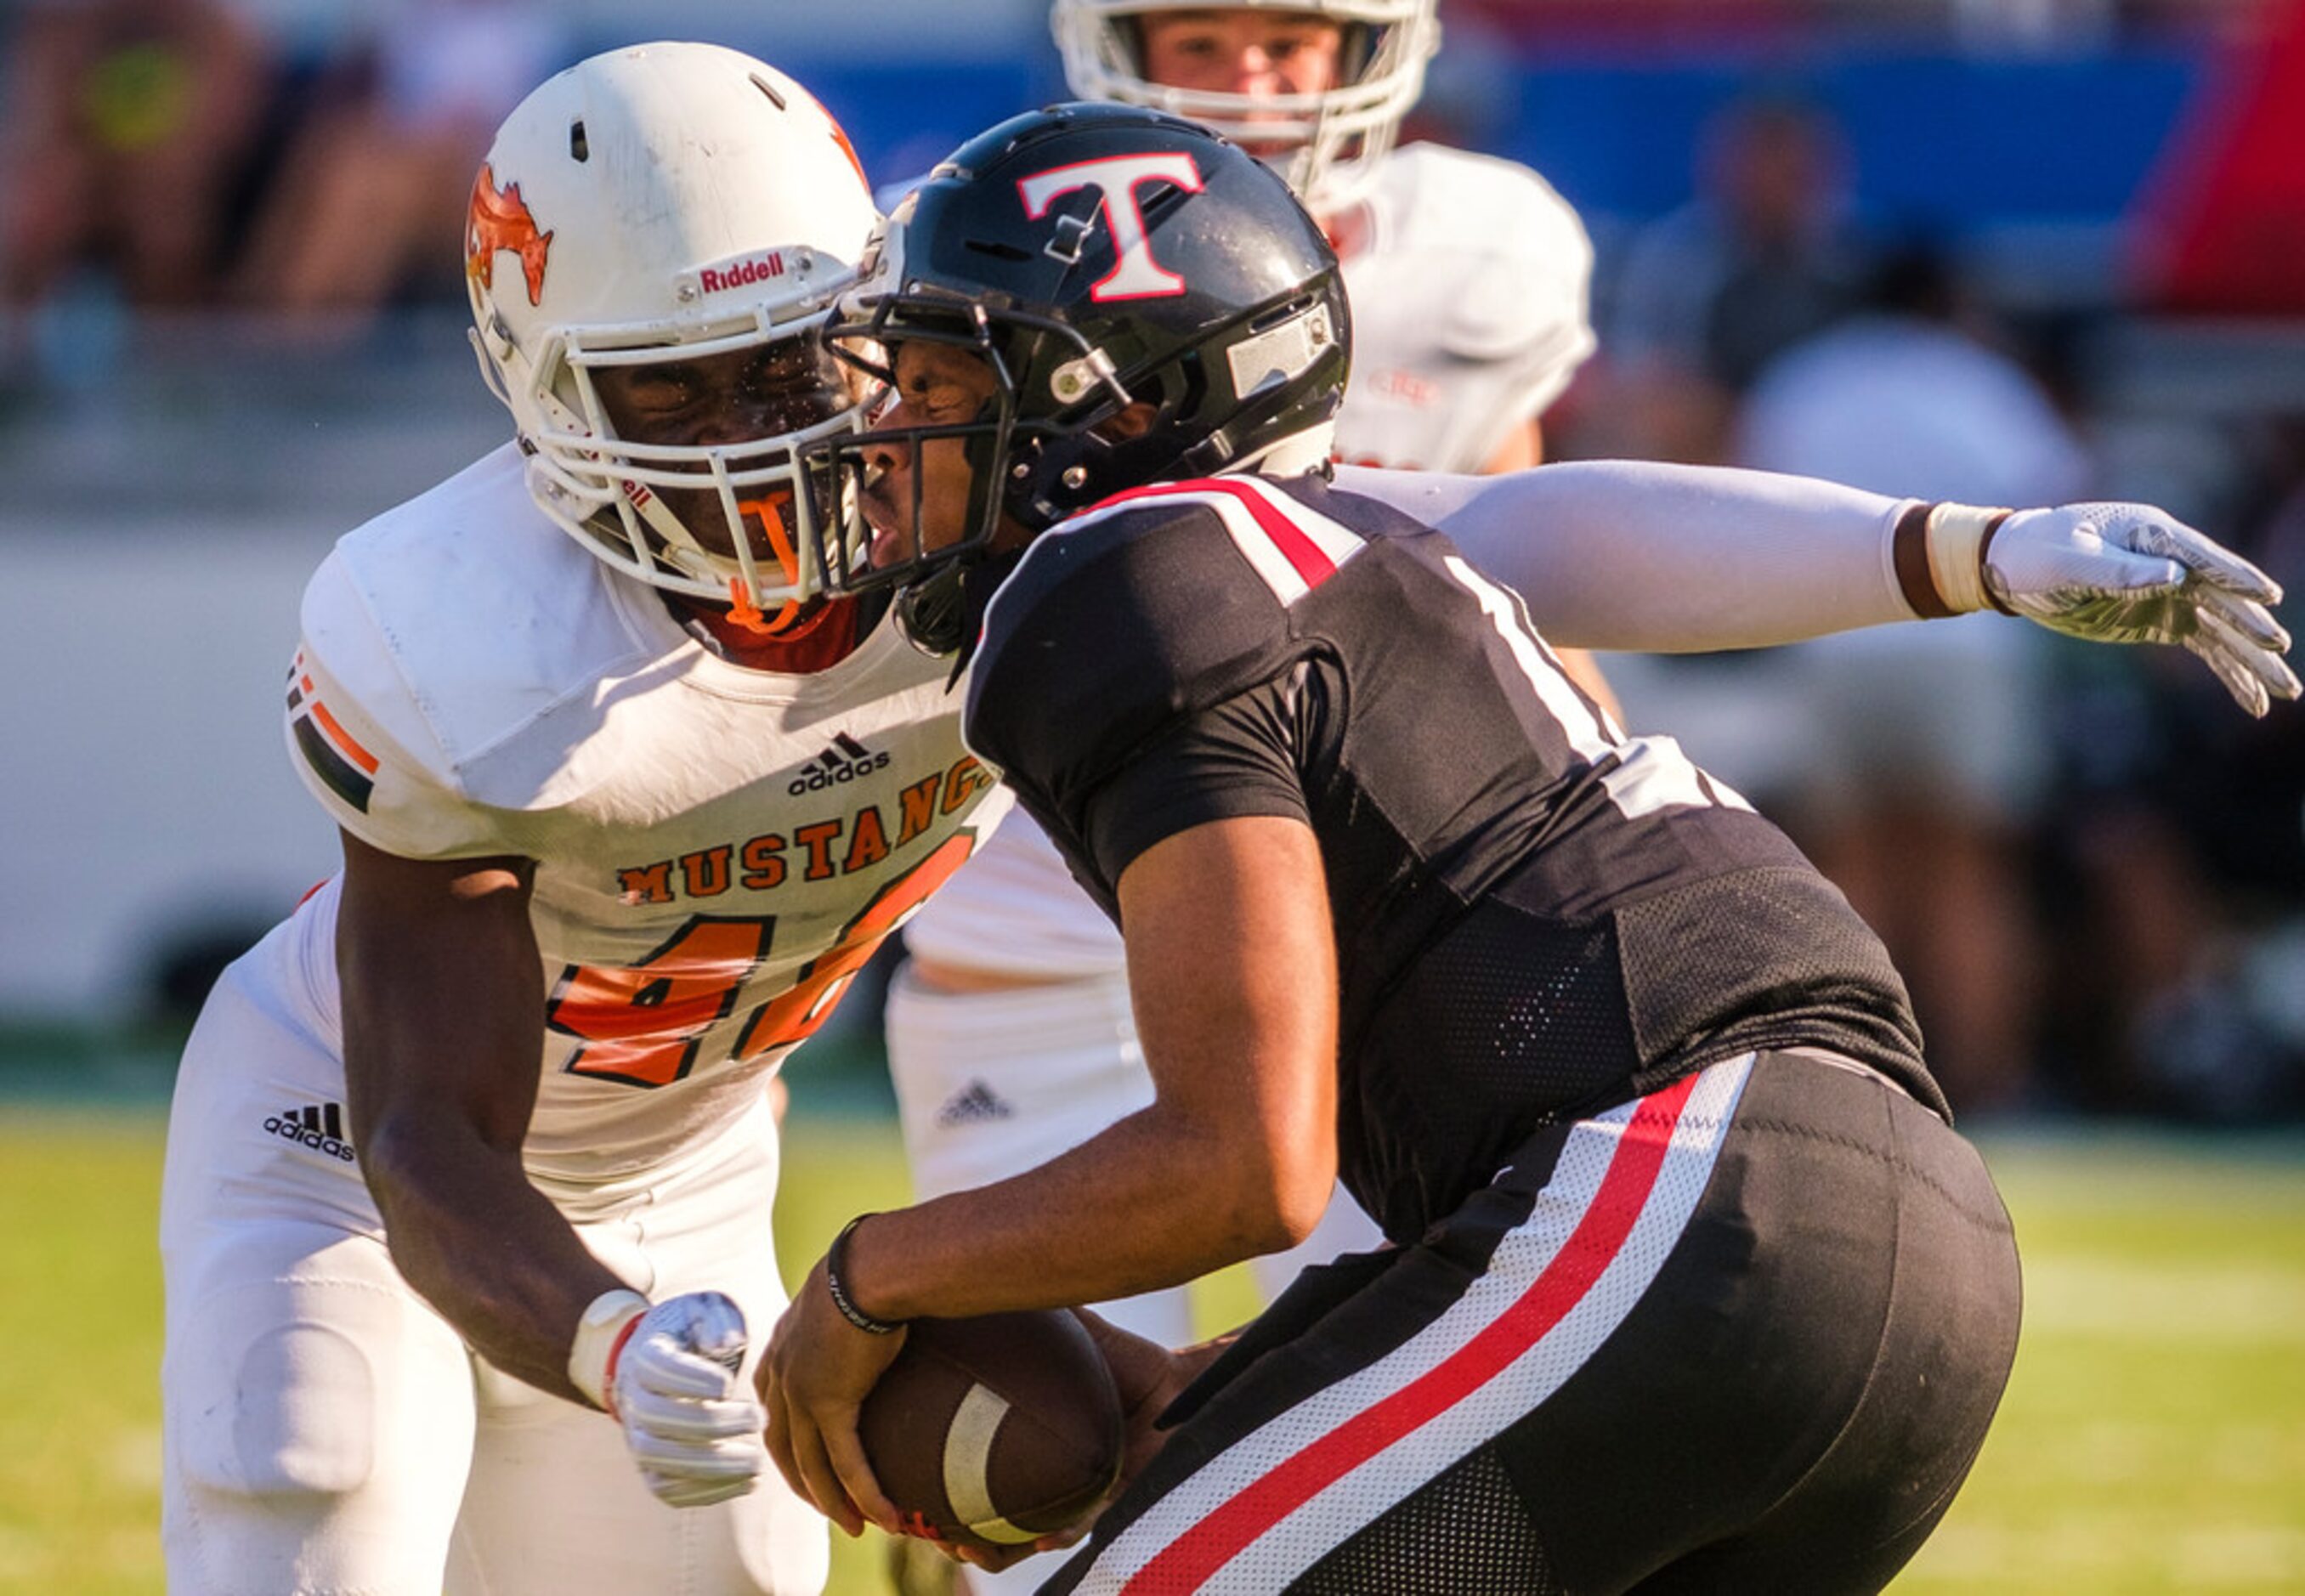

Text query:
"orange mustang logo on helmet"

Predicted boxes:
[[466, 163, 552, 307]]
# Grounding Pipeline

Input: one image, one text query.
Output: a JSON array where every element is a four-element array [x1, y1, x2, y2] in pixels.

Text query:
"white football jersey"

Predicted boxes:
[[278, 444, 1008, 1179], [903, 142, 1594, 974], [1330, 143, 1596, 473], [898, 805, 1120, 977]]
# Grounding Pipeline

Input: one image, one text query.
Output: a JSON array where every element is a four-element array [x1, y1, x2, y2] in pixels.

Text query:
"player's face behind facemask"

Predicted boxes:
[[1136, 10, 1345, 160], [852, 337, 1015, 580], [586, 335, 867, 616], [1051, 0, 1440, 212], [797, 103, 1351, 654], [464, 41, 881, 626], [804, 297, 1070, 657]]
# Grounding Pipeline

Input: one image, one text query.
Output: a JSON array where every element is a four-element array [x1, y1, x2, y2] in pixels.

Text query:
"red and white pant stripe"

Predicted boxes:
[[1073, 1053, 1757, 1595]]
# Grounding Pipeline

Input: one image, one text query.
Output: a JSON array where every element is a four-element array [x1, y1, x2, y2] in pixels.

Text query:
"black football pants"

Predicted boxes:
[[1039, 1049, 2021, 1594]]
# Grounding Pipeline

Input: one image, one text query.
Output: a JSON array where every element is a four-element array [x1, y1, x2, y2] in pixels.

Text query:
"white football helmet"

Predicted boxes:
[[466, 42, 879, 619], [1050, 0, 1440, 212]]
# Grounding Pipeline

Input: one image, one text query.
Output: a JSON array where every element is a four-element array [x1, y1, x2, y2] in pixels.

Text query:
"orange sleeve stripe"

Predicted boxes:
[[311, 702, 380, 774]]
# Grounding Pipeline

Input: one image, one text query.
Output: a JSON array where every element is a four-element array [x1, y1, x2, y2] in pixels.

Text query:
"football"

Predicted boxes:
[[859, 1308, 1125, 1549]]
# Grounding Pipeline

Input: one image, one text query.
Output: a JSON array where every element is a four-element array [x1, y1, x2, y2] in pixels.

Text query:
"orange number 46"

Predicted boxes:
[[547, 833, 977, 1087]]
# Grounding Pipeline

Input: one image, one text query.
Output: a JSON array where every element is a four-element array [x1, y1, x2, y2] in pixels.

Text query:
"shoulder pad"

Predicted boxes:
[[285, 616, 506, 858], [286, 447, 668, 852], [310, 447, 659, 799], [965, 478, 1363, 795]]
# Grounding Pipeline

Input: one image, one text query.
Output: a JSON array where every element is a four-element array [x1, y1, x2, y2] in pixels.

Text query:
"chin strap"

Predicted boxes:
[[1235, 422, 1339, 479], [892, 547, 1025, 685], [896, 567, 970, 659], [722, 497, 812, 633], [727, 580, 797, 636], [1175, 381, 1339, 483]]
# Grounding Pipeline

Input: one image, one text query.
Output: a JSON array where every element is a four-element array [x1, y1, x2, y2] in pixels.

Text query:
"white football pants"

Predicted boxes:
[[160, 912, 828, 1596]]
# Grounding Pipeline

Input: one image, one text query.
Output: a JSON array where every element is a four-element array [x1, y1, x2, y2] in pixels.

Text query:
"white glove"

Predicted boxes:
[[1981, 501, 2299, 717], [569, 1288, 767, 1508]]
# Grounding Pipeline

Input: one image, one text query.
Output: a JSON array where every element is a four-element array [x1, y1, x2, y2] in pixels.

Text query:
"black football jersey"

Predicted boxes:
[[965, 472, 1937, 1240]]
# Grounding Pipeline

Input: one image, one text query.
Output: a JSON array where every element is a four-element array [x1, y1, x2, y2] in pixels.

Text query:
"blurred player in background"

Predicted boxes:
[[761, 104, 2296, 1593], [885, 7, 1602, 1426], [156, 42, 1013, 1596]]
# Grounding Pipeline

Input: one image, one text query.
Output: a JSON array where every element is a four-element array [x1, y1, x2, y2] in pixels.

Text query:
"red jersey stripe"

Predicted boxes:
[[1091, 479, 1342, 591]]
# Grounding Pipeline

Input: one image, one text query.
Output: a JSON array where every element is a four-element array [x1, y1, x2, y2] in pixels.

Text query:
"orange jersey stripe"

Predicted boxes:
[[311, 701, 380, 774]]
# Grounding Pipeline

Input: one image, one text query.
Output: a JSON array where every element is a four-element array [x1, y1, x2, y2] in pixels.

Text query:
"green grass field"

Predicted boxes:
[[5, 1106, 2298, 1594]]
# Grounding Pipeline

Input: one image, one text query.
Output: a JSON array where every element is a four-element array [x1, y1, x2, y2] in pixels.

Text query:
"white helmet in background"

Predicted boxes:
[[466, 41, 879, 616], [1051, 0, 1441, 212]]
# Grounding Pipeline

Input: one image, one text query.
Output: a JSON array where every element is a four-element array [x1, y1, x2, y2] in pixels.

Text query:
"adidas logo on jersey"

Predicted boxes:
[[263, 1101, 355, 1162], [934, 1079, 1017, 1128], [787, 733, 892, 795]]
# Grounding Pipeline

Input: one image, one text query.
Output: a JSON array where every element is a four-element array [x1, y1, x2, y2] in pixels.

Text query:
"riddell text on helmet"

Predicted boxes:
[[699, 253, 789, 294]]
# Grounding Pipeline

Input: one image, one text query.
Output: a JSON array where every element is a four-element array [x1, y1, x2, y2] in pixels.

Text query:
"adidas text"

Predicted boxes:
[[263, 1103, 356, 1162], [788, 735, 892, 795]]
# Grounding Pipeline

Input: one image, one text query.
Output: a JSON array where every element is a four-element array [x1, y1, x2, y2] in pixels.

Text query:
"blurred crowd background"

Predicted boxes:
[[3, 0, 2302, 1126]]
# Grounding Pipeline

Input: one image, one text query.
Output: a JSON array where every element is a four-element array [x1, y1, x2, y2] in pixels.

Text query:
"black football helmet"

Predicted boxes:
[[801, 101, 1350, 652]]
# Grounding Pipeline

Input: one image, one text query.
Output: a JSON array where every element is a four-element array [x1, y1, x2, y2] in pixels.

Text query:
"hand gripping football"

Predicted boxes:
[[859, 1309, 1124, 1549]]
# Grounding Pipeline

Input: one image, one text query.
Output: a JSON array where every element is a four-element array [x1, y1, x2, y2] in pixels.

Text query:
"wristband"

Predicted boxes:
[[824, 1214, 904, 1335], [1925, 502, 2010, 616], [569, 1288, 650, 1413], [1895, 501, 2013, 617], [1973, 512, 2021, 615], [1890, 501, 1956, 618]]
